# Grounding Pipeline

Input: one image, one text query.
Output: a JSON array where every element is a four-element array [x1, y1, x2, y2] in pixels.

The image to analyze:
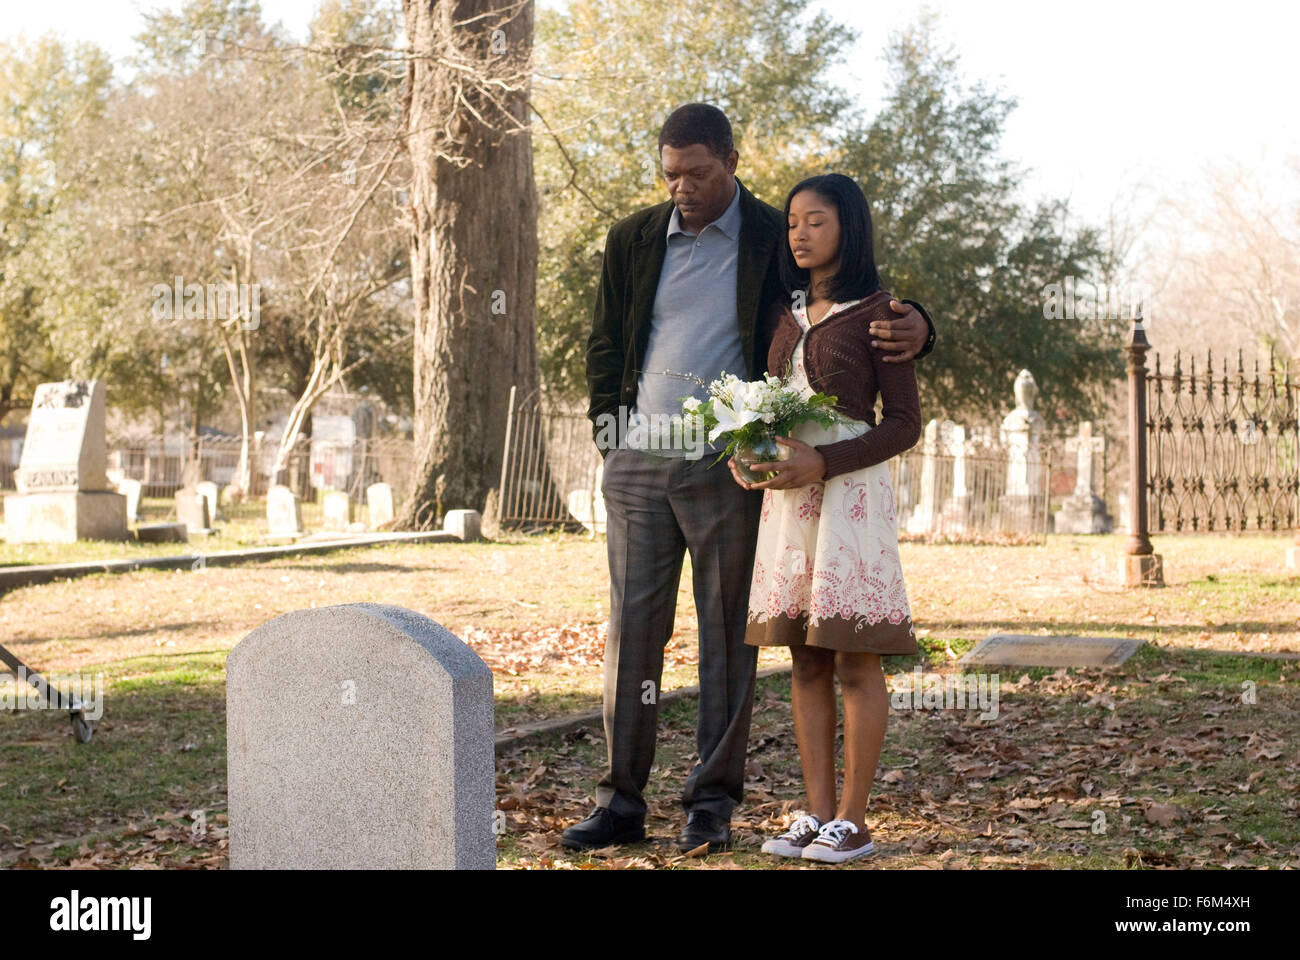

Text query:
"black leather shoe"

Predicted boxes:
[[560, 807, 646, 850], [676, 809, 731, 853]]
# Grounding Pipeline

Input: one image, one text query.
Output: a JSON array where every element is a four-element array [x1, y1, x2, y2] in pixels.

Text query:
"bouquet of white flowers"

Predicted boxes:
[[679, 368, 842, 482]]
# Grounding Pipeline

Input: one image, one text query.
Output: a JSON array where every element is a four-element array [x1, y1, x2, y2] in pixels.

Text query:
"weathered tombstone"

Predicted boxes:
[[117, 477, 142, 524], [937, 420, 969, 533], [566, 468, 607, 536], [998, 369, 1045, 533], [366, 482, 394, 528], [443, 508, 482, 542], [1054, 422, 1113, 534], [266, 484, 303, 536], [175, 488, 211, 535], [906, 419, 941, 535], [1116, 486, 1131, 535], [322, 490, 353, 532], [196, 480, 221, 525], [3, 380, 127, 543], [226, 602, 495, 869]]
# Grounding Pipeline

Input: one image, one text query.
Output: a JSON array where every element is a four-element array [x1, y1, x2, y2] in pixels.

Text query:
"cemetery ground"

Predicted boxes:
[[0, 532, 1296, 869]]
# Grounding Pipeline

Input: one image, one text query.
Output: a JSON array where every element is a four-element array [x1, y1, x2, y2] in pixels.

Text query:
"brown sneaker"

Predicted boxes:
[[802, 818, 875, 863], [760, 814, 823, 858]]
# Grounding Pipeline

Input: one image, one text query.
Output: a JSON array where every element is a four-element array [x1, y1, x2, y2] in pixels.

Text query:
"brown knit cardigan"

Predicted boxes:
[[765, 289, 923, 480]]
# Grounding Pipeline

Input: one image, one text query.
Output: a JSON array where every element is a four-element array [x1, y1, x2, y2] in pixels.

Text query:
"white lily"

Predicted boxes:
[[709, 399, 763, 442]]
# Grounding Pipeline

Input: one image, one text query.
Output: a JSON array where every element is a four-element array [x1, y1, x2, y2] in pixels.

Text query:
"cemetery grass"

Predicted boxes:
[[0, 530, 1295, 867]]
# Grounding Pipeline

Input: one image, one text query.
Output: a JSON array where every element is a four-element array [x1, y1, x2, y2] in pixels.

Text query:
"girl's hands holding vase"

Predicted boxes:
[[728, 436, 826, 490]]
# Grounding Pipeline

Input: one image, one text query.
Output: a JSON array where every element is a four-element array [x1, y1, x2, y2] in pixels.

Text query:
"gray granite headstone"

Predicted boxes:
[[366, 482, 394, 528], [226, 603, 495, 869], [960, 633, 1143, 668]]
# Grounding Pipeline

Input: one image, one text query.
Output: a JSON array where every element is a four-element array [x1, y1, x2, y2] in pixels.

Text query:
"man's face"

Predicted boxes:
[[659, 143, 738, 232]]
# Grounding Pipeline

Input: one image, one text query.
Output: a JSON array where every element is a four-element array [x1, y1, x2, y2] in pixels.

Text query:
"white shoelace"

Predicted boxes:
[[816, 819, 859, 846], [782, 814, 822, 840]]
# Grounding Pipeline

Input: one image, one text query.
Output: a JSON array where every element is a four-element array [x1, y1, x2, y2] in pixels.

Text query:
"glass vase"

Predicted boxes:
[[735, 433, 791, 483]]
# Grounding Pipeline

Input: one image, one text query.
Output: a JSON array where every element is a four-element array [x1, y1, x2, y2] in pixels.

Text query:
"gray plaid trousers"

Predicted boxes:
[[594, 446, 764, 820]]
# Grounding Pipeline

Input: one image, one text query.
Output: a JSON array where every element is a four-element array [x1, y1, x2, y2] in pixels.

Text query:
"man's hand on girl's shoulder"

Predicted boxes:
[[869, 300, 929, 362]]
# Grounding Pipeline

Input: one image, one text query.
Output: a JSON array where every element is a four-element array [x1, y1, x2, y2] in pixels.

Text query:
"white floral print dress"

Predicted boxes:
[[744, 299, 918, 654]]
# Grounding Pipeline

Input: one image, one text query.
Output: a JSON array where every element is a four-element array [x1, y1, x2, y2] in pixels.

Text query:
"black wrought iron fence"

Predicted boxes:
[[497, 386, 597, 530], [1146, 348, 1299, 532]]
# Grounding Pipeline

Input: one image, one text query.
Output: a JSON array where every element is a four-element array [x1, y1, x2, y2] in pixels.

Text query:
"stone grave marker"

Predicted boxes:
[[266, 484, 303, 536], [443, 509, 482, 542], [117, 477, 142, 524], [1054, 422, 1112, 534], [136, 522, 188, 543], [322, 490, 353, 532], [998, 369, 1045, 533], [366, 482, 394, 528], [3, 380, 127, 543], [196, 480, 220, 525], [960, 633, 1143, 669], [226, 602, 495, 869], [175, 488, 211, 535]]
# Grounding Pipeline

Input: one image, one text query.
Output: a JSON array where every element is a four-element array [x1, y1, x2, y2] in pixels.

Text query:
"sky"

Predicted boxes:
[[818, 0, 1300, 226], [5, 0, 1298, 229]]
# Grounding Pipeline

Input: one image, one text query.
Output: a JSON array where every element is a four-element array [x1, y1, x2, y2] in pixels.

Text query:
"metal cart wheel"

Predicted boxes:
[[70, 710, 95, 744]]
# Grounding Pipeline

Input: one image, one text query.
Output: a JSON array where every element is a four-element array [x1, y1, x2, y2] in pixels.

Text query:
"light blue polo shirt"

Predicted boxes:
[[627, 179, 747, 458]]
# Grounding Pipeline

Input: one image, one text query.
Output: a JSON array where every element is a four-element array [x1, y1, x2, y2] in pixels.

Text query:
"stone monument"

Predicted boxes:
[[998, 369, 1046, 533], [3, 380, 128, 543], [1054, 421, 1113, 534], [226, 603, 495, 869]]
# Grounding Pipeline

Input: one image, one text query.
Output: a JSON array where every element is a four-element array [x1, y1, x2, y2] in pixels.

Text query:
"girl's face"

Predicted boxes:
[[788, 189, 841, 280]]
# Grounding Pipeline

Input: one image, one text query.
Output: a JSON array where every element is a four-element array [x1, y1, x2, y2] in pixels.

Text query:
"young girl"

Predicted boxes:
[[731, 173, 922, 863]]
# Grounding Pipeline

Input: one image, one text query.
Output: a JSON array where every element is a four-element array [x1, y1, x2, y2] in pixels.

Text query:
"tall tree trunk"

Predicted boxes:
[[398, 0, 540, 530]]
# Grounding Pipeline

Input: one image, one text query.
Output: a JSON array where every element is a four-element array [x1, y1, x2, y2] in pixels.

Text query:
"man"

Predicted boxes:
[[565, 103, 936, 852]]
